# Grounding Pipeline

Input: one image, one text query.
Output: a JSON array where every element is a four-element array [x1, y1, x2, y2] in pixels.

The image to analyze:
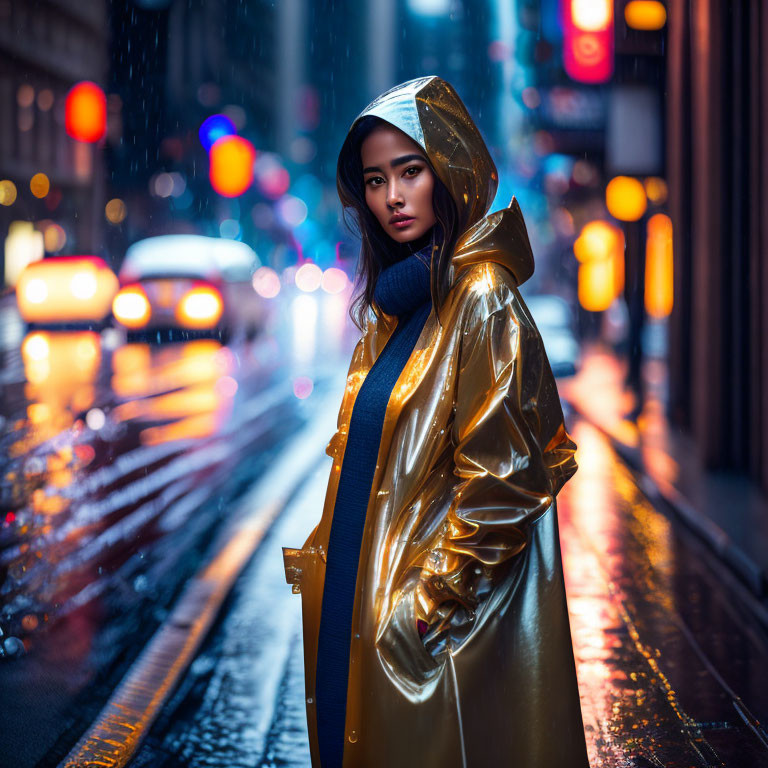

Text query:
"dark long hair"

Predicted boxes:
[[337, 115, 460, 332]]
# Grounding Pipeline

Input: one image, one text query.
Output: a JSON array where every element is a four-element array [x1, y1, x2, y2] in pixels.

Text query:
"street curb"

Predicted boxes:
[[563, 397, 768, 606]]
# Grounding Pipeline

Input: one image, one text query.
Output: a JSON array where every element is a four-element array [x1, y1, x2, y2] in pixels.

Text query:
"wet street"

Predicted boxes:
[[0, 290, 356, 768], [95, 410, 768, 767]]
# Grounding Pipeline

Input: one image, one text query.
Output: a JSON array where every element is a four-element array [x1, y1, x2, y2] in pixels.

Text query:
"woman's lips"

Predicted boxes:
[[391, 217, 415, 229]]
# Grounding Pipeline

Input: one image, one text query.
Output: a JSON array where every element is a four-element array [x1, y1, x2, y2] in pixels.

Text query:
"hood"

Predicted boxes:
[[338, 75, 534, 287]]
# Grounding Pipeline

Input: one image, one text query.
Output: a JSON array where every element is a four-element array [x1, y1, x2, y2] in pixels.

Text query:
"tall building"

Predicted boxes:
[[0, 0, 108, 277], [667, 0, 768, 493]]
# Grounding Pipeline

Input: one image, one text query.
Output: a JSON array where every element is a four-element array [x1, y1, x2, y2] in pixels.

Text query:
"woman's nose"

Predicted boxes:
[[387, 179, 404, 208]]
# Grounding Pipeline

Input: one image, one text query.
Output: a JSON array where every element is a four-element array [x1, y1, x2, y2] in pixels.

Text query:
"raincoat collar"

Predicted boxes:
[[339, 75, 535, 288]]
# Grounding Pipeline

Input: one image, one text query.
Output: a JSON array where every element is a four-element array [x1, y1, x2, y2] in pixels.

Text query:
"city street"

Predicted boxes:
[[0, 289, 355, 768], [29, 401, 764, 768]]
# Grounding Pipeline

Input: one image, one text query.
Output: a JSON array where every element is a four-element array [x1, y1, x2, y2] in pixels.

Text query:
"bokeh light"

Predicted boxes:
[[199, 114, 236, 152], [150, 171, 186, 199], [644, 176, 668, 205], [289, 136, 317, 164], [255, 153, 291, 198], [219, 219, 241, 239], [209, 135, 256, 197], [275, 194, 308, 227], [43, 222, 66, 252], [105, 198, 127, 224], [645, 213, 674, 318], [321, 267, 348, 295], [294, 262, 323, 292], [293, 376, 314, 399], [0, 180, 17, 206], [252, 266, 281, 298], [521, 87, 541, 109], [214, 376, 238, 398], [65, 81, 107, 143], [574, 220, 625, 311], [606, 176, 647, 221], [37, 89, 54, 111], [625, 0, 667, 30], [573, 220, 620, 263], [571, 0, 612, 30], [30, 173, 50, 199], [17, 84, 34, 108], [152, 173, 174, 198], [86, 408, 106, 430], [578, 258, 616, 312]]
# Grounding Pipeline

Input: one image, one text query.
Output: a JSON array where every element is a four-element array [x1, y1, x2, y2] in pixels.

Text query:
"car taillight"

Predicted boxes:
[[175, 284, 223, 328], [113, 284, 151, 328], [24, 277, 49, 304]]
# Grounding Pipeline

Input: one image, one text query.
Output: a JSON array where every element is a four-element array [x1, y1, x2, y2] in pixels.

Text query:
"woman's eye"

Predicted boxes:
[[365, 176, 383, 186], [405, 166, 421, 176]]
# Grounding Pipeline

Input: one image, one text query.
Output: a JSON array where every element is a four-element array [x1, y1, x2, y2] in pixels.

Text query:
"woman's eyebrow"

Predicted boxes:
[[362, 154, 426, 174]]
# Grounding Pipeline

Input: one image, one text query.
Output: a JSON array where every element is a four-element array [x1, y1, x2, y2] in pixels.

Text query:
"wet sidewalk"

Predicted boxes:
[[560, 344, 768, 605], [560, 416, 768, 767], [126, 407, 768, 767]]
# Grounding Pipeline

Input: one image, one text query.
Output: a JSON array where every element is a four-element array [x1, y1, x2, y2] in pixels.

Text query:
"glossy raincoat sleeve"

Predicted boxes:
[[416, 282, 578, 616]]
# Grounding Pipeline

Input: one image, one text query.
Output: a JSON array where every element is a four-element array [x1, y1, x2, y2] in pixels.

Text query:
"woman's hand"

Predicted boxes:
[[413, 566, 480, 637]]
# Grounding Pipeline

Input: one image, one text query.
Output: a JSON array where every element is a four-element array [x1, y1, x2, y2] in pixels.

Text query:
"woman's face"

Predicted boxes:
[[361, 124, 437, 244]]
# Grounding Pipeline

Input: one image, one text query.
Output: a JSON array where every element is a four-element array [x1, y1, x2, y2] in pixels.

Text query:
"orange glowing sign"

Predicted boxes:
[[625, 1, 667, 31], [606, 176, 647, 221], [578, 259, 616, 312], [65, 82, 107, 143], [574, 219, 625, 312], [208, 135, 256, 197], [645, 213, 673, 318]]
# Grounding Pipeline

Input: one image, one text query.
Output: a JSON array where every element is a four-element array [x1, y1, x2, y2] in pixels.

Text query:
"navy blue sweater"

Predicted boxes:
[[315, 248, 433, 767]]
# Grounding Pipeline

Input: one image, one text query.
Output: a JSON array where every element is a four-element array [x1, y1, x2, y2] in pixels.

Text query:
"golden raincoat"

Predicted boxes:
[[283, 76, 589, 768]]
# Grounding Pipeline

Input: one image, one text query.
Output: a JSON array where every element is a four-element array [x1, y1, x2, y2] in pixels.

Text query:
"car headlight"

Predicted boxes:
[[113, 285, 151, 328], [175, 285, 223, 328]]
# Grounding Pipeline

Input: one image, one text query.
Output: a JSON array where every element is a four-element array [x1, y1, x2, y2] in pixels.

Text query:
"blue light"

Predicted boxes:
[[199, 114, 236, 152]]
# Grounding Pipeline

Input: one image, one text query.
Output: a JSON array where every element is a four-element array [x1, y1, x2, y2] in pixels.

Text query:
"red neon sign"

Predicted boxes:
[[561, 0, 614, 84]]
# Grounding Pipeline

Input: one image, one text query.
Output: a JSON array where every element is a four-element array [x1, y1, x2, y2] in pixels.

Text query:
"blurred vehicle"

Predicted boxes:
[[112, 235, 267, 341], [16, 255, 119, 329], [525, 294, 581, 378]]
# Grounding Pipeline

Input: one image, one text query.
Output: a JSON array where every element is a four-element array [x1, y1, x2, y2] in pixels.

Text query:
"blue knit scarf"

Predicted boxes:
[[374, 245, 433, 317]]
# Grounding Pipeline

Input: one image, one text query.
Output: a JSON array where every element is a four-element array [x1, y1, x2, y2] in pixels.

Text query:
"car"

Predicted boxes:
[[524, 293, 581, 378], [112, 235, 268, 342], [16, 255, 119, 329]]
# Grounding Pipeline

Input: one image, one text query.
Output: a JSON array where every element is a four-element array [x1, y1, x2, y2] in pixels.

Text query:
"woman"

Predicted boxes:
[[283, 75, 590, 768]]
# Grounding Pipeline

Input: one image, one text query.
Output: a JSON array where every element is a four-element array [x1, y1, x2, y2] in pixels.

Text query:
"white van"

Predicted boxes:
[[113, 235, 269, 342]]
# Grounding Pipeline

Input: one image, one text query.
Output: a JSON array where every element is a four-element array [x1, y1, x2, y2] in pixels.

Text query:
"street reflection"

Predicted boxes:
[[0, 327, 307, 653], [14, 330, 100, 453], [111, 339, 236, 444], [560, 420, 762, 766]]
